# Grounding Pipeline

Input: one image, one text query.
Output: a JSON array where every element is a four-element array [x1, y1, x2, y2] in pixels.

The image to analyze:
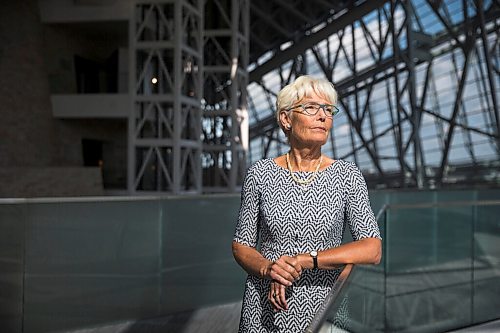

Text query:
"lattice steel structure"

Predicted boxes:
[[202, 0, 250, 192], [247, 0, 500, 189], [128, 0, 203, 194]]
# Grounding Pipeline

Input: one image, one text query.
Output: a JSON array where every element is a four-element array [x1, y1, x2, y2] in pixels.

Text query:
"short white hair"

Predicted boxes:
[[275, 75, 338, 128]]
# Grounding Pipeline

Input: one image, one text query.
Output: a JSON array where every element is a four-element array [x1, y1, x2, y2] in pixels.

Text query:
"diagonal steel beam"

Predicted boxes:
[[436, 40, 474, 185], [274, 0, 314, 23], [250, 3, 291, 39], [339, 99, 386, 178], [249, 0, 389, 83], [477, 0, 500, 149]]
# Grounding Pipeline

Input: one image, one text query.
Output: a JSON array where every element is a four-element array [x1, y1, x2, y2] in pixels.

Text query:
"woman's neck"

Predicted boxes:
[[288, 147, 322, 172]]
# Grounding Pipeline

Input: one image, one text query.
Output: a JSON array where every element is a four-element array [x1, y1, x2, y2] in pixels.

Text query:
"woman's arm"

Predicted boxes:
[[265, 238, 381, 312], [232, 241, 302, 286], [232, 241, 272, 279], [296, 237, 382, 270]]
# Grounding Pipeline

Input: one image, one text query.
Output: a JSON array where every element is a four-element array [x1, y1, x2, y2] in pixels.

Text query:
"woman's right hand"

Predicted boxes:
[[268, 280, 288, 311], [267, 255, 303, 286]]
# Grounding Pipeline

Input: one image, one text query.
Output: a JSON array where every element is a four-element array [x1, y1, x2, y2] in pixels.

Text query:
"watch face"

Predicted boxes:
[[310, 250, 318, 257]]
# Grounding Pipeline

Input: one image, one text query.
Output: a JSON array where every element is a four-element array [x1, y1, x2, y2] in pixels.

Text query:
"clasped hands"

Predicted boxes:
[[267, 255, 304, 311]]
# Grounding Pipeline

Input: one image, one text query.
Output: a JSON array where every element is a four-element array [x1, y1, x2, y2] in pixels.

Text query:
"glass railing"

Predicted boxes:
[[0, 195, 246, 333], [310, 199, 500, 333], [2, 191, 499, 333]]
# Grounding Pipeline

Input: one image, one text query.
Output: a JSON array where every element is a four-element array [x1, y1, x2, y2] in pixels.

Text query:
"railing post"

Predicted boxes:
[[383, 208, 388, 332]]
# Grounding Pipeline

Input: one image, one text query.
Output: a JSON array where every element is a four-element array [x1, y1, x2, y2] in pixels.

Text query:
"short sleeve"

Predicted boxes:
[[344, 162, 381, 240], [233, 164, 261, 247]]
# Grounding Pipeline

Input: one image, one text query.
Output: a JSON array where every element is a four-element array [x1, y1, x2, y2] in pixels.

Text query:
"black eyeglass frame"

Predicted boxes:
[[285, 102, 341, 118]]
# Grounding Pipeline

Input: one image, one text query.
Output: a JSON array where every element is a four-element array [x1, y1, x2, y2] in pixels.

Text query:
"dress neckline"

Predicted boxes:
[[270, 157, 338, 173]]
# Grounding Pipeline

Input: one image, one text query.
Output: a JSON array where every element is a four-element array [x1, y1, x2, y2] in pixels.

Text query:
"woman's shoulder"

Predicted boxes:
[[327, 160, 364, 181], [331, 159, 359, 170], [246, 158, 279, 175]]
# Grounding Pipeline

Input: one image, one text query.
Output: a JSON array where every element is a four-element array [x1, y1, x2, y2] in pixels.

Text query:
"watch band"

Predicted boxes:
[[310, 250, 318, 269]]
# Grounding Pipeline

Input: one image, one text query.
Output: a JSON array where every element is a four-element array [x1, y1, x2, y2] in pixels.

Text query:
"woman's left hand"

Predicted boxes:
[[268, 255, 303, 286], [268, 280, 288, 311]]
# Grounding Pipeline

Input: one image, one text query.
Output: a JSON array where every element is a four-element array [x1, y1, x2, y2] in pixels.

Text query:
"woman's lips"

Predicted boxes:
[[311, 127, 327, 132]]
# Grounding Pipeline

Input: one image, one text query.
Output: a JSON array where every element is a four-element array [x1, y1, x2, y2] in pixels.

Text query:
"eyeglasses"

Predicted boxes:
[[286, 102, 340, 118]]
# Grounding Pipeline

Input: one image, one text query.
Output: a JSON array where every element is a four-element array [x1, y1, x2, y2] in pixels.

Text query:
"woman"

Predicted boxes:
[[232, 75, 381, 332]]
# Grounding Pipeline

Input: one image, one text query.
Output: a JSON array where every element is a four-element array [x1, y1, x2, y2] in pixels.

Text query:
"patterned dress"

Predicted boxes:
[[233, 158, 381, 333]]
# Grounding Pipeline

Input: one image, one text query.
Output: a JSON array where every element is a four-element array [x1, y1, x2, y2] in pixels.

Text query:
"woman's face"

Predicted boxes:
[[283, 92, 334, 147]]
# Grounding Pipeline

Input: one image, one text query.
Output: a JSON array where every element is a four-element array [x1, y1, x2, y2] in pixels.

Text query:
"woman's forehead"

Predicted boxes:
[[297, 92, 332, 103]]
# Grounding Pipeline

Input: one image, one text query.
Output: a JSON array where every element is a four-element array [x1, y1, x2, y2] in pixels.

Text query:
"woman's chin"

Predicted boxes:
[[302, 138, 328, 146]]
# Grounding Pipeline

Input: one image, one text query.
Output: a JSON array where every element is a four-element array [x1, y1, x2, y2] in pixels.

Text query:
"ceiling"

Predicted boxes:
[[247, 0, 352, 64]]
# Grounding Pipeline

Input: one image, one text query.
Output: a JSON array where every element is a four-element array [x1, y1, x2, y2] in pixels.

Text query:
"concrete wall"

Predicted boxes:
[[0, 0, 59, 167], [0, 167, 104, 198], [39, 0, 130, 23], [43, 21, 127, 94], [51, 94, 129, 118], [0, 0, 128, 195], [56, 119, 127, 189]]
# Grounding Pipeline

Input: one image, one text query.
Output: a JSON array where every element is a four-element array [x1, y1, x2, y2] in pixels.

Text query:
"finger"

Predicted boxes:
[[269, 282, 286, 311], [269, 281, 286, 311], [290, 258, 303, 276], [278, 284, 288, 310], [268, 287, 278, 310], [270, 264, 294, 285], [269, 270, 293, 286], [271, 295, 285, 311], [276, 258, 301, 280], [274, 284, 287, 311], [271, 262, 298, 284], [283, 257, 303, 277]]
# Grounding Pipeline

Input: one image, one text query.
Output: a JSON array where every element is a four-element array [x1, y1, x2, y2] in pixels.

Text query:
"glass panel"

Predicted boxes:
[[344, 266, 385, 333], [313, 265, 384, 333], [0, 203, 25, 333], [313, 199, 500, 333], [385, 205, 473, 332], [386, 283, 471, 333], [160, 195, 246, 313], [473, 204, 500, 324], [22, 200, 161, 333]]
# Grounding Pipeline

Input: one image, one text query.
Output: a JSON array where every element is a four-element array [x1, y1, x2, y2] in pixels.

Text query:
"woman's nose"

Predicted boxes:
[[317, 107, 327, 120]]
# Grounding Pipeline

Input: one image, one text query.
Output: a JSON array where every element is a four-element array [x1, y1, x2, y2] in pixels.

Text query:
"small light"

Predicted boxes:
[[151, 77, 158, 84]]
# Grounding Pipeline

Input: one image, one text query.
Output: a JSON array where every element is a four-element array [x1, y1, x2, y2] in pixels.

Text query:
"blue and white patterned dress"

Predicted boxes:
[[233, 158, 381, 333]]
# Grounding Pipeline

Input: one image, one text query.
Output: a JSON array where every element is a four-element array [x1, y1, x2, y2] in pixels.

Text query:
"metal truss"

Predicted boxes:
[[202, 0, 249, 192], [247, 0, 500, 189], [128, 0, 203, 194]]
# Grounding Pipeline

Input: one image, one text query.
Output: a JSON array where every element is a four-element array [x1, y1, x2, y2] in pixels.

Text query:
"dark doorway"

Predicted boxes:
[[82, 139, 103, 167], [74, 55, 101, 93], [74, 52, 118, 93]]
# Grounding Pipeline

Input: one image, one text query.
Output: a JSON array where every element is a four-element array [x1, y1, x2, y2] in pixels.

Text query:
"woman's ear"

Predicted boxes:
[[279, 110, 292, 130]]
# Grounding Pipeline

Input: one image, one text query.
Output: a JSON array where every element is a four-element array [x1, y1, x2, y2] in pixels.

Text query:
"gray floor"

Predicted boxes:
[[63, 302, 500, 333], [446, 319, 500, 332], [65, 302, 242, 333]]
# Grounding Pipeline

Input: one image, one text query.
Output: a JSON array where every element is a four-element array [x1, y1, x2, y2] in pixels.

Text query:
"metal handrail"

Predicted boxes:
[[305, 264, 355, 333], [375, 203, 389, 221], [374, 199, 500, 217], [0, 192, 240, 204], [381, 199, 500, 209]]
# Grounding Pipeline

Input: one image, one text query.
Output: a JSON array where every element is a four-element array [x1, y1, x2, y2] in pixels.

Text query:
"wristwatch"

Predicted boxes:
[[310, 250, 318, 269]]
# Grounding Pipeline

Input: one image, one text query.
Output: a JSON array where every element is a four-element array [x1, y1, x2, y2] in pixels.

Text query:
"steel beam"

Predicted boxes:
[[128, 0, 203, 194], [249, 0, 389, 83], [202, 0, 249, 192]]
